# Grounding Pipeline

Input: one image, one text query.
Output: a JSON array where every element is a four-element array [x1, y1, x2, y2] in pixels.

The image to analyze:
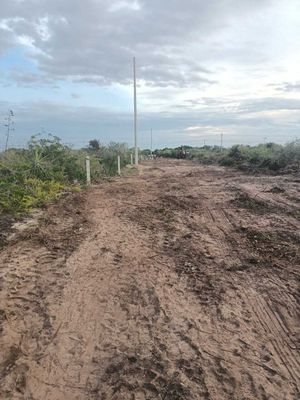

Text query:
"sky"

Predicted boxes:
[[0, 0, 300, 150]]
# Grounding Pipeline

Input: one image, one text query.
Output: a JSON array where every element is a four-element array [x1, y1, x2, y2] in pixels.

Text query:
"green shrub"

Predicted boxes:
[[22, 178, 64, 210], [88, 141, 131, 176], [0, 135, 131, 216], [155, 140, 300, 173]]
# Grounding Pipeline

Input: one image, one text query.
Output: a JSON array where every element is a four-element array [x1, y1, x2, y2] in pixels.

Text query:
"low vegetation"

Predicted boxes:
[[2, 136, 299, 218], [154, 140, 300, 173], [0, 136, 131, 216]]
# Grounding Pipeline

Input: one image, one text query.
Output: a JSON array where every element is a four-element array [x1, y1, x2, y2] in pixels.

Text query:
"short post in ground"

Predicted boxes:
[[117, 155, 121, 175], [131, 153, 133, 165], [86, 156, 91, 184]]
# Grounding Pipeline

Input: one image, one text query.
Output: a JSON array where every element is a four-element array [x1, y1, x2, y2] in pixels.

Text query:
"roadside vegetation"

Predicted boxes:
[[154, 140, 300, 173], [1, 136, 299, 219], [0, 136, 131, 216]]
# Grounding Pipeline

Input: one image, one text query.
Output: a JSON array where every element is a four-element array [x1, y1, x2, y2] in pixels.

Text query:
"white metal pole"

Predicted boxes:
[[117, 155, 121, 175], [5, 115, 10, 151], [5, 110, 13, 151], [86, 156, 91, 184], [133, 57, 138, 166], [130, 153, 133, 165], [221, 133, 223, 150], [150, 128, 153, 158]]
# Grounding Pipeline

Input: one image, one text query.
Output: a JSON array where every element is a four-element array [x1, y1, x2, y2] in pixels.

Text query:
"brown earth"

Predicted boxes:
[[0, 160, 299, 400]]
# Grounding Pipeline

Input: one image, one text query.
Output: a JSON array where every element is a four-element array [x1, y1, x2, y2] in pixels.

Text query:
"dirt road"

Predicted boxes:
[[0, 160, 299, 399]]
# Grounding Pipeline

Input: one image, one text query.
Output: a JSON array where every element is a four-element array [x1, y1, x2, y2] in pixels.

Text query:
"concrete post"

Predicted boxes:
[[117, 155, 121, 175], [133, 57, 138, 165], [86, 156, 91, 184]]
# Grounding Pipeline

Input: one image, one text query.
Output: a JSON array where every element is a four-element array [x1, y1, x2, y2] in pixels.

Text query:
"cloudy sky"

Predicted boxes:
[[0, 0, 299, 149]]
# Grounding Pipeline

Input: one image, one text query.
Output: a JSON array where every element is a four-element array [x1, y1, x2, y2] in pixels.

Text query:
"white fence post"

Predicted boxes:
[[86, 156, 91, 184], [117, 155, 121, 175], [131, 153, 133, 165]]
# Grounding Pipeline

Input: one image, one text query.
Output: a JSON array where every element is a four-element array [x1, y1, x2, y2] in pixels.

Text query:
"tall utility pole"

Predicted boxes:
[[133, 57, 138, 165], [4, 110, 14, 151], [150, 128, 153, 158]]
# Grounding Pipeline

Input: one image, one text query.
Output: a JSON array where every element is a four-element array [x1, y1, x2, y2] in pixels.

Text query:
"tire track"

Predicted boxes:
[[1, 161, 299, 400], [246, 289, 300, 390]]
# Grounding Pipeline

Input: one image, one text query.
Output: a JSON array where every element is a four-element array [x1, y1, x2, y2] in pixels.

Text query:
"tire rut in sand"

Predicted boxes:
[[245, 289, 300, 392], [1, 161, 299, 400], [0, 192, 88, 398]]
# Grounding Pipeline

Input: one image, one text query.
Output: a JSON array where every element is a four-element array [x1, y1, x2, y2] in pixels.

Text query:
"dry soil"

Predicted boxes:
[[0, 160, 299, 400]]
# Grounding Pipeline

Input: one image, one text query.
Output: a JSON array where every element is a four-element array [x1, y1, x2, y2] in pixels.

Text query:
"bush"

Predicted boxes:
[[155, 140, 300, 173], [0, 135, 131, 216], [98, 142, 131, 175]]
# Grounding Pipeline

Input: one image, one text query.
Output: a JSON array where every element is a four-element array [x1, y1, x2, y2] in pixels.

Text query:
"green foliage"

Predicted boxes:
[[22, 179, 64, 209], [0, 177, 67, 215], [87, 141, 131, 176], [89, 139, 100, 150], [155, 140, 300, 173], [154, 146, 192, 159], [219, 141, 300, 172], [0, 135, 131, 216], [141, 149, 151, 156]]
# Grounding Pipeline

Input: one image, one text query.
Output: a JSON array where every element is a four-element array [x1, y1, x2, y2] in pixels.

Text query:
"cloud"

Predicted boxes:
[[8, 69, 57, 86], [1, 94, 298, 151], [0, 0, 273, 87], [1, 0, 300, 147], [71, 93, 81, 99], [109, 1, 141, 12], [237, 97, 300, 114], [274, 82, 300, 93], [185, 126, 202, 131]]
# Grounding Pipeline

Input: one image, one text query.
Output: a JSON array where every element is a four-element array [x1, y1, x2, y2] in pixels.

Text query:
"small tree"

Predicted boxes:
[[89, 139, 100, 151]]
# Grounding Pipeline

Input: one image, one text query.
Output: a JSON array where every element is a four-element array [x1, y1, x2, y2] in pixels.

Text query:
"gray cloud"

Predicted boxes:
[[237, 97, 300, 113], [8, 69, 57, 87], [1, 95, 298, 151], [1, 0, 300, 147], [71, 93, 81, 99], [0, 0, 272, 87], [274, 82, 300, 93]]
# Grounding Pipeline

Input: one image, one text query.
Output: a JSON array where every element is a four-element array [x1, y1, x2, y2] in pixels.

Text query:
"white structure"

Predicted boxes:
[[133, 57, 138, 166], [86, 156, 91, 184]]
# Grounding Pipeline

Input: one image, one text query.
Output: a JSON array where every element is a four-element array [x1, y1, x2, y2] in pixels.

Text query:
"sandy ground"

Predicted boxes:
[[0, 160, 299, 400]]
